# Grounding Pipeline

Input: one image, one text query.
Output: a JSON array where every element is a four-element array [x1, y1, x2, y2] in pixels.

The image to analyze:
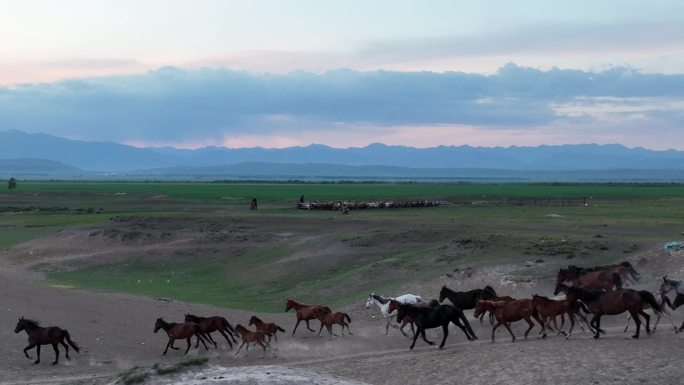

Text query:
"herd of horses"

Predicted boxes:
[[13, 260, 684, 365]]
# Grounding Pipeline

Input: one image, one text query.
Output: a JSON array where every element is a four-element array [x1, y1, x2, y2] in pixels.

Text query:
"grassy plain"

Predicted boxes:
[[2, 182, 684, 312]]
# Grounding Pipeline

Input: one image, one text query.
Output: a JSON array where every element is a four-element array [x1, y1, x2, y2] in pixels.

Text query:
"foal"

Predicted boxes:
[[531, 295, 591, 338], [154, 318, 209, 355], [314, 308, 353, 339], [249, 316, 286, 343], [14, 317, 80, 365], [474, 299, 546, 342], [234, 324, 273, 358]]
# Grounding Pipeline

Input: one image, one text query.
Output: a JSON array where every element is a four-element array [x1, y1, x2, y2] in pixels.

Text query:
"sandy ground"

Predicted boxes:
[[2, 259, 684, 385]]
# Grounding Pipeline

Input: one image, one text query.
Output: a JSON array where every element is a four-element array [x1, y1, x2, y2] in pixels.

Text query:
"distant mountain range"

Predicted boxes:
[[2, 129, 684, 181]]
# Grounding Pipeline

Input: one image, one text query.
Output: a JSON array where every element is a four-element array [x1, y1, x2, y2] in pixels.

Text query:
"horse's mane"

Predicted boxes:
[[372, 294, 389, 304], [482, 285, 497, 297], [250, 315, 263, 323], [532, 294, 550, 301], [185, 313, 204, 321], [234, 324, 247, 333], [21, 318, 40, 327], [440, 285, 454, 294]]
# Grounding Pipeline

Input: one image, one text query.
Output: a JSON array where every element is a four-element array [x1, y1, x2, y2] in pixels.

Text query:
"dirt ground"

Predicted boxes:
[[2, 212, 684, 385]]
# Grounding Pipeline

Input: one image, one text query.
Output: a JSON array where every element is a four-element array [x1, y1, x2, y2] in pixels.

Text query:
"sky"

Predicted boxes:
[[1, 0, 683, 150]]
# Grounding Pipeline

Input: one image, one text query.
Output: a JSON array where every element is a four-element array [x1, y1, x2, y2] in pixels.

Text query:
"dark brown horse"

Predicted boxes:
[[14, 317, 80, 365], [569, 262, 639, 285], [556, 267, 622, 291], [531, 295, 592, 338], [474, 299, 546, 342], [234, 324, 273, 358], [554, 283, 661, 339], [314, 308, 352, 339], [154, 318, 209, 355], [249, 316, 286, 343], [285, 299, 332, 335], [184, 313, 236, 348]]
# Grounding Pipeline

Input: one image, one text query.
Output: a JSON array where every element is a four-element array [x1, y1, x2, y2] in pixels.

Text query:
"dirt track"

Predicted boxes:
[[2, 259, 684, 385]]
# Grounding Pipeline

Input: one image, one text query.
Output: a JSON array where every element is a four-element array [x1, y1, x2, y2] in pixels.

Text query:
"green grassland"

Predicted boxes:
[[3, 182, 684, 312]]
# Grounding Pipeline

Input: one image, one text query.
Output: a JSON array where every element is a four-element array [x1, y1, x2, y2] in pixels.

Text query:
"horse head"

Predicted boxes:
[[365, 293, 374, 309], [556, 268, 572, 284], [438, 286, 448, 302], [285, 299, 295, 312], [153, 318, 164, 333], [473, 300, 487, 318], [395, 303, 408, 323], [14, 317, 25, 333]]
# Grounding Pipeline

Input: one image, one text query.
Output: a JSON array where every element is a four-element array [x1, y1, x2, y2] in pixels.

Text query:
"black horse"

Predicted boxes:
[[439, 285, 498, 322], [396, 303, 477, 350]]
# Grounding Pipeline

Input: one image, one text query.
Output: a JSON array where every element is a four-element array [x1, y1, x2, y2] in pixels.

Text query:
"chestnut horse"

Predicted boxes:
[[556, 267, 622, 291], [154, 318, 209, 355], [474, 299, 546, 342], [14, 317, 80, 365], [249, 316, 286, 343], [234, 324, 273, 358], [285, 299, 332, 336], [184, 313, 236, 348], [531, 295, 592, 338], [314, 308, 352, 339], [554, 283, 661, 339]]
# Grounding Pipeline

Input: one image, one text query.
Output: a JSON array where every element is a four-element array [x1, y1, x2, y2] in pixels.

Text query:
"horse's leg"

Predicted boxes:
[[197, 333, 209, 350], [317, 322, 324, 337], [438, 323, 449, 349], [559, 313, 566, 330], [503, 321, 517, 342], [184, 337, 192, 354], [292, 318, 302, 336], [679, 319, 684, 333], [491, 321, 502, 342], [163, 339, 172, 355], [592, 315, 601, 339], [345, 321, 353, 336], [305, 319, 316, 332], [420, 327, 434, 345], [651, 311, 661, 333], [206, 331, 218, 348], [534, 313, 547, 339], [35, 344, 41, 364], [59, 338, 70, 360], [23, 343, 35, 359], [408, 327, 421, 350], [51, 343, 59, 365], [624, 313, 631, 333], [630, 310, 642, 339], [235, 341, 246, 356], [638, 310, 651, 336], [565, 312, 575, 339], [218, 329, 233, 348], [522, 316, 535, 339]]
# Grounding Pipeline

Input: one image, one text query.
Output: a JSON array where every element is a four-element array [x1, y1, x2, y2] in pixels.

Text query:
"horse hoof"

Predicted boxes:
[[52, 362, 58, 366], [542, 334, 547, 339], [631, 335, 639, 339], [593, 335, 599, 339], [34, 361, 40, 365]]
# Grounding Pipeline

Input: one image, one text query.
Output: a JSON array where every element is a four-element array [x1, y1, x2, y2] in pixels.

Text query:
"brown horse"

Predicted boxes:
[[474, 299, 546, 342], [555, 283, 661, 339], [184, 313, 237, 348], [531, 295, 592, 338], [569, 262, 640, 285], [314, 308, 352, 339], [249, 316, 286, 343], [285, 299, 332, 335], [14, 317, 80, 365], [154, 318, 209, 355], [388, 299, 417, 337], [478, 295, 515, 325], [556, 267, 622, 291], [234, 324, 273, 358]]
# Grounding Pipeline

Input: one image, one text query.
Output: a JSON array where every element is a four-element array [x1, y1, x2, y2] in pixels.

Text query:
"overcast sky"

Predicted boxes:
[[1, 0, 683, 149]]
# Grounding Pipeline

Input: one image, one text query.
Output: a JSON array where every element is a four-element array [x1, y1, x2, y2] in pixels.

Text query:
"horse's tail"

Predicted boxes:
[[622, 262, 640, 281], [612, 272, 623, 290], [639, 291, 662, 315], [344, 313, 351, 324], [63, 330, 80, 353], [221, 317, 235, 333], [276, 325, 286, 333], [483, 285, 497, 298]]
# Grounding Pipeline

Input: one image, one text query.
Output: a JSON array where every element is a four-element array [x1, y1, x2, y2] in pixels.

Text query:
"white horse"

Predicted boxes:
[[365, 293, 423, 336], [624, 291, 678, 334]]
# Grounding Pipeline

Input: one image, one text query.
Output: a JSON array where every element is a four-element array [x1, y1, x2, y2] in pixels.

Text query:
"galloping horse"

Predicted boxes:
[[556, 267, 622, 291], [531, 295, 592, 338], [314, 308, 353, 339], [396, 302, 476, 350], [438, 285, 499, 323], [365, 293, 423, 336], [554, 283, 661, 339], [249, 316, 286, 343], [474, 299, 546, 342], [569, 262, 639, 285], [623, 291, 677, 334], [154, 317, 209, 355], [659, 276, 684, 332], [14, 317, 80, 365], [285, 299, 332, 336], [234, 325, 273, 358], [184, 313, 236, 348]]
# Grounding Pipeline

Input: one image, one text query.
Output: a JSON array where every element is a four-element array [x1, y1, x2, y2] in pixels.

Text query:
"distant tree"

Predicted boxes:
[[7, 177, 17, 189]]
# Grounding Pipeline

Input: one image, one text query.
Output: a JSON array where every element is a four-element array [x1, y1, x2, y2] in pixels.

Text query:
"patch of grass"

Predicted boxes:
[[117, 366, 148, 385], [153, 356, 209, 375]]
